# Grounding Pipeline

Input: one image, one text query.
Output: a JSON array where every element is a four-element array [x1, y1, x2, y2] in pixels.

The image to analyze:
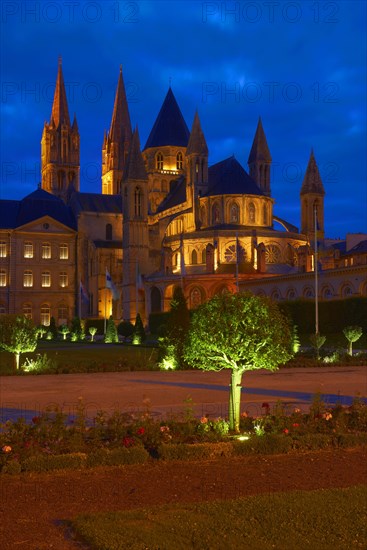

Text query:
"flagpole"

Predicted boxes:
[[79, 280, 81, 318], [104, 268, 107, 334], [314, 207, 319, 335], [135, 259, 139, 318], [235, 232, 239, 292]]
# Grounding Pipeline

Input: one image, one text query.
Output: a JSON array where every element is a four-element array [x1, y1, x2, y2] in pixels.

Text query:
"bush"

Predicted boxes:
[[157, 442, 233, 461], [233, 434, 293, 455], [22, 452, 87, 472], [117, 321, 134, 338], [86, 447, 149, 467], [105, 316, 118, 344], [2, 460, 21, 475]]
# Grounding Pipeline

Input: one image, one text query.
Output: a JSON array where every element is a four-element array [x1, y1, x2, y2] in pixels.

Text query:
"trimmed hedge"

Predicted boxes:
[[22, 452, 87, 472], [86, 447, 149, 467], [157, 442, 233, 461]]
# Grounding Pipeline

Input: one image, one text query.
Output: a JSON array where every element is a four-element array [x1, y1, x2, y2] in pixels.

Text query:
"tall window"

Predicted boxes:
[[24, 242, 33, 258], [0, 242, 7, 258], [0, 269, 6, 287], [58, 305, 68, 324], [134, 187, 142, 217], [230, 203, 239, 223], [106, 224, 112, 240], [212, 204, 220, 224], [42, 242, 51, 259], [23, 303, 32, 320], [42, 271, 51, 287], [156, 152, 163, 170], [191, 250, 198, 265], [59, 272, 68, 287], [176, 151, 183, 170], [23, 270, 33, 287], [59, 244, 69, 260], [248, 203, 256, 223], [40, 304, 50, 326]]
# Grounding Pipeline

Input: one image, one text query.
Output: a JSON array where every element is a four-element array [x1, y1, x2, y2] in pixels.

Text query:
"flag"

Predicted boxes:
[[106, 268, 119, 300], [180, 234, 186, 276], [80, 280, 89, 303], [136, 262, 143, 290]]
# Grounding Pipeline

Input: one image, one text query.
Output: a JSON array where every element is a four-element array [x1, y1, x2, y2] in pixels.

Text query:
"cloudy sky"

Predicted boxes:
[[1, 0, 365, 238]]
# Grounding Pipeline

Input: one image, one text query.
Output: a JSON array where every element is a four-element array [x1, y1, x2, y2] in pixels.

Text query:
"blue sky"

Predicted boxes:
[[1, 0, 366, 238]]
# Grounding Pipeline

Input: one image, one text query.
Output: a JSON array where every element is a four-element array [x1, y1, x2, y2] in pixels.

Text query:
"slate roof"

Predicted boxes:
[[206, 156, 263, 196], [156, 176, 187, 212], [144, 88, 190, 149], [346, 239, 367, 254], [69, 192, 122, 215], [0, 189, 76, 229], [123, 127, 147, 181], [301, 150, 325, 195]]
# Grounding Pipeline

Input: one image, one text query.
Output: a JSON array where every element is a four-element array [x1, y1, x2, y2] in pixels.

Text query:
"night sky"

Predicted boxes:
[[1, 0, 366, 238]]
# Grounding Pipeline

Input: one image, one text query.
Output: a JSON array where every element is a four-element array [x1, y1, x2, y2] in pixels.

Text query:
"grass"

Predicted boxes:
[[71, 485, 367, 550]]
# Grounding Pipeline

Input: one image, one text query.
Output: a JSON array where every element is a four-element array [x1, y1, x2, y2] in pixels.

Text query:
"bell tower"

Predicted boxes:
[[41, 57, 80, 201], [300, 150, 325, 241]]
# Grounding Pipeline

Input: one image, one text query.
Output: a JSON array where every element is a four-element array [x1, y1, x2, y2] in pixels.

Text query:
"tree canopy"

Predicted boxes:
[[184, 292, 294, 430], [0, 314, 38, 370]]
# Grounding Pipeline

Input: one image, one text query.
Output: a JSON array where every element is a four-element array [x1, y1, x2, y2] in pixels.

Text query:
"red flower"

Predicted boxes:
[[292, 423, 299, 428], [122, 437, 135, 448], [136, 427, 145, 435], [283, 428, 289, 434], [32, 416, 41, 424]]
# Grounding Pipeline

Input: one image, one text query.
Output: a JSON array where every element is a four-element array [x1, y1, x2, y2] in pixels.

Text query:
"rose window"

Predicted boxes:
[[265, 244, 281, 264]]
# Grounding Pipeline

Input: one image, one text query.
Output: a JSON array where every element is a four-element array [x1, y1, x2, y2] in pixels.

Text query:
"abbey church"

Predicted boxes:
[[0, 61, 365, 327]]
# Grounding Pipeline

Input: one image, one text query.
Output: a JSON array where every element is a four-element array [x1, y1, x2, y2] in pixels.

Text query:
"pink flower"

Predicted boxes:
[[283, 428, 289, 434], [136, 427, 145, 435], [160, 426, 169, 433], [122, 437, 135, 448]]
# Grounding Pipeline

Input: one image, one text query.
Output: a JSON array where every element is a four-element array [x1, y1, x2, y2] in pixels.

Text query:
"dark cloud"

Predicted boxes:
[[0, 0, 365, 236]]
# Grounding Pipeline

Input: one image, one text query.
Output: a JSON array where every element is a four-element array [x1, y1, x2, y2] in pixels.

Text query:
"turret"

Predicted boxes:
[[248, 117, 272, 196], [300, 149, 325, 241]]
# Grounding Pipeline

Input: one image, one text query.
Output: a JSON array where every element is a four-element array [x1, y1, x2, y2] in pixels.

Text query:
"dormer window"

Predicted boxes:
[[176, 152, 183, 170], [156, 152, 163, 171]]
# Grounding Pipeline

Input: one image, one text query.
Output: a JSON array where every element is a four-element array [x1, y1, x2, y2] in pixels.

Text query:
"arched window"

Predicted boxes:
[[212, 204, 220, 224], [106, 223, 112, 240], [23, 303, 32, 320], [230, 203, 239, 223], [151, 287, 162, 313], [40, 304, 50, 326], [42, 243, 51, 259], [42, 271, 51, 287], [58, 305, 68, 325], [190, 287, 203, 309], [248, 203, 256, 223], [176, 152, 183, 170], [200, 206, 206, 226], [341, 285, 353, 298], [156, 152, 163, 170], [0, 269, 6, 287], [23, 270, 33, 287], [59, 272, 68, 288], [201, 248, 206, 264], [191, 250, 198, 265], [134, 187, 142, 217]]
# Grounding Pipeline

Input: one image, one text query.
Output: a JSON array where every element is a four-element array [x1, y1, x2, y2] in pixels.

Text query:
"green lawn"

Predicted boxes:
[[71, 486, 367, 550]]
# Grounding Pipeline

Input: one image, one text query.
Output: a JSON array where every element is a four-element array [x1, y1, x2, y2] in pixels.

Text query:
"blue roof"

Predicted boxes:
[[0, 189, 76, 229], [69, 192, 122, 214], [144, 88, 190, 149], [206, 156, 263, 196]]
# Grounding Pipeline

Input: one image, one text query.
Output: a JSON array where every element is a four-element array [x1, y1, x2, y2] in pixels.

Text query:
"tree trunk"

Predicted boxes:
[[348, 341, 352, 356], [229, 369, 243, 432], [15, 353, 20, 371]]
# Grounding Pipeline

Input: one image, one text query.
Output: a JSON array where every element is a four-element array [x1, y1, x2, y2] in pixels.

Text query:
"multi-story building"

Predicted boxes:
[[0, 60, 365, 326]]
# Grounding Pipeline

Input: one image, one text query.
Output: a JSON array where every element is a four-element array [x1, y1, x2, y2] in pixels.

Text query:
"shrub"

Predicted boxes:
[[105, 316, 118, 344], [132, 313, 146, 345], [22, 452, 87, 472], [22, 353, 57, 373], [86, 447, 149, 467], [157, 442, 233, 461], [2, 460, 22, 474], [117, 321, 134, 338], [233, 434, 293, 455]]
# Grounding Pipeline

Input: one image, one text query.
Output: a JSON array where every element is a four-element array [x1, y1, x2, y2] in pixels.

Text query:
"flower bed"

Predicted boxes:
[[1, 396, 366, 473]]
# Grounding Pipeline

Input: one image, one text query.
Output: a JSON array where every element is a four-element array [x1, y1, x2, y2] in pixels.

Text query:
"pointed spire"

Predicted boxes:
[[109, 66, 132, 144], [144, 88, 190, 149], [72, 113, 78, 131], [123, 126, 147, 181], [186, 111, 208, 156], [50, 58, 70, 127], [248, 117, 271, 163], [301, 150, 325, 195]]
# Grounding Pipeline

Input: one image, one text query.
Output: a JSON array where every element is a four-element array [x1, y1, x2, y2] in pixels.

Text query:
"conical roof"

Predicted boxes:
[[50, 58, 70, 127], [123, 127, 147, 181], [248, 117, 271, 163], [300, 150, 325, 195], [109, 66, 132, 144], [186, 111, 208, 156], [144, 88, 190, 149]]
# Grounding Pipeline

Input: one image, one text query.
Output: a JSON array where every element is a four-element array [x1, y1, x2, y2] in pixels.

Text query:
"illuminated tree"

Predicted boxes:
[[105, 316, 118, 344], [159, 286, 190, 370], [88, 326, 97, 342], [343, 325, 363, 356], [184, 292, 294, 431], [0, 314, 38, 370], [132, 313, 146, 345]]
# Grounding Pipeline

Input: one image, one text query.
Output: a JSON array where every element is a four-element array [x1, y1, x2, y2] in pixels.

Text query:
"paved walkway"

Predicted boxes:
[[1, 366, 366, 422]]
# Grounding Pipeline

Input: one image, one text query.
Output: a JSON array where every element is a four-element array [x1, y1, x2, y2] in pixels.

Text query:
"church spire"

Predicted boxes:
[[50, 57, 71, 128], [248, 117, 272, 196], [123, 126, 147, 182], [102, 66, 133, 194], [186, 111, 208, 156], [109, 65, 132, 145], [300, 149, 325, 239]]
